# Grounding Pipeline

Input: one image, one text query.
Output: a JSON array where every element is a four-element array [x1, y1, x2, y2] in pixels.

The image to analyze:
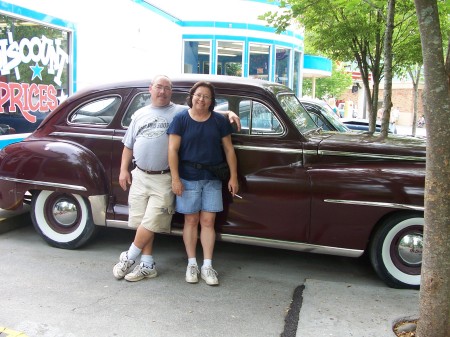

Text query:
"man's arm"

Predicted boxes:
[[216, 110, 241, 131], [119, 146, 133, 191]]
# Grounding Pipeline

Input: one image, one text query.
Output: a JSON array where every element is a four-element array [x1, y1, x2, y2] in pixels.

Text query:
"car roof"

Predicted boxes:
[[75, 75, 291, 96]]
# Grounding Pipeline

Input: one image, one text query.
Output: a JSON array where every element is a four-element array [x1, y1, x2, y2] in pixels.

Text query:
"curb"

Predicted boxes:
[[0, 209, 31, 234]]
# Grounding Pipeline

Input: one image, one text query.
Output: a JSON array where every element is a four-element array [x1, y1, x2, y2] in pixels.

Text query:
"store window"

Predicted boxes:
[[275, 47, 291, 86], [249, 44, 270, 80], [0, 14, 71, 133], [184, 40, 210, 74], [216, 41, 243, 77]]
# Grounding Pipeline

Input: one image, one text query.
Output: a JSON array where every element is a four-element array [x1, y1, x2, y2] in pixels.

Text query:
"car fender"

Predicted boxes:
[[0, 139, 109, 211], [307, 162, 425, 250]]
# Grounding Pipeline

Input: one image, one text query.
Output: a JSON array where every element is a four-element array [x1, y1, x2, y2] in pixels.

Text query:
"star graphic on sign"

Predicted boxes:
[[30, 62, 44, 80]]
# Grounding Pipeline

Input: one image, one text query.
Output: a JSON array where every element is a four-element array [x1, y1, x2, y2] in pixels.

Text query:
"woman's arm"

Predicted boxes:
[[222, 135, 239, 196], [168, 134, 184, 196]]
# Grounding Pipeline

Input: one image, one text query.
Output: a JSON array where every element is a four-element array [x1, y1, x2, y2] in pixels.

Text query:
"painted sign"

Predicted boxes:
[[0, 31, 69, 120]]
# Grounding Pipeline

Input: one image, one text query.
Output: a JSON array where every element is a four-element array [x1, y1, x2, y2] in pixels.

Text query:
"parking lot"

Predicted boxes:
[[0, 208, 396, 337]]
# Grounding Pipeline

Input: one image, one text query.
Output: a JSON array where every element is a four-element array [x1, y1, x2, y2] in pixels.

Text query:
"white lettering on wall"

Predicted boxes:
[[0, 32, 69, 86]]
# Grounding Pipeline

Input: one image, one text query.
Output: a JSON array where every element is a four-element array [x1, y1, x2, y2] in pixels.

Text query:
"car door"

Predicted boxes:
[[215, 94, 311, 243]]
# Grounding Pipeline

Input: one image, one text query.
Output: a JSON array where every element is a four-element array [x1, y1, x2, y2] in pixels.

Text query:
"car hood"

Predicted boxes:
[[312, 132, 426, 161]]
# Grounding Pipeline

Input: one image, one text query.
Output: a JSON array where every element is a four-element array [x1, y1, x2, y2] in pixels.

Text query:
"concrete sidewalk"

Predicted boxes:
[[396, 124, 426, 137], [297, 279, 419, 337]]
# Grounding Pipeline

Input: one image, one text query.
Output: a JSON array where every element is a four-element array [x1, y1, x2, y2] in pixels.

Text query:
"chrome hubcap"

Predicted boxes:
[[52, 199, 78, 226], [398, 233, 423, 265]]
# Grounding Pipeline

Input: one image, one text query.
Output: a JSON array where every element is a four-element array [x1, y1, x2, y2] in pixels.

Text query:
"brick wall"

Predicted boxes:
[[339, 87, 424, 126]]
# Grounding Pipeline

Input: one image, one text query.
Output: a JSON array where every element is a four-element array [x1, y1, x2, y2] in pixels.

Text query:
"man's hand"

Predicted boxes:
[[119, 170, 131, 191], [227, 110, 241, 132]]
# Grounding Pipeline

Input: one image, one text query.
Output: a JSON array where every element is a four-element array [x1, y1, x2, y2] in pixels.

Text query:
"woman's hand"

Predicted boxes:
[[171, 177, 184, 196], [228, 177, 239, 196]]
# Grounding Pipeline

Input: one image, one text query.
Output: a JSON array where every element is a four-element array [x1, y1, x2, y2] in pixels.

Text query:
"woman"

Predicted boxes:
[[167, 81, 239, 286]]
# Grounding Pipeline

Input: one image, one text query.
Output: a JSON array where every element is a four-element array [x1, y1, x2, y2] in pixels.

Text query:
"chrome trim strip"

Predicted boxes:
[[325, 199, 424, 211], [234, 144, 302, 154], [50, 132, 114, 141], [0, 176, 87, 191], [88, 195, 108, 226], [105, 220, 363, 258], [303, 149, 317, 156], [319, 150, 425, 162]]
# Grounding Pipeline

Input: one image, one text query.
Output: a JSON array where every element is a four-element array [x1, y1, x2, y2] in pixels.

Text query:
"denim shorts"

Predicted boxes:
[[176, 179, 223, 214]]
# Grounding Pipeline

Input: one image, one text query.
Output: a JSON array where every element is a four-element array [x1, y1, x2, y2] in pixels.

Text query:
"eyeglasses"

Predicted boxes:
[[193, 93, 212, 101], [153, 84, 172, 92]]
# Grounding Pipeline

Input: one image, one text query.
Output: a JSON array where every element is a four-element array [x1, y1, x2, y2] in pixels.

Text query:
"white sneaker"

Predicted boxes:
[[125, 262, 157, 282], [113, 251, 135, 280], [201, 266, 219, 286], [185, 264, 199, 283]]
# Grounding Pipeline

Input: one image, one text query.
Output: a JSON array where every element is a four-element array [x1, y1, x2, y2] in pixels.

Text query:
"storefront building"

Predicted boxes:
[[1, 0, 309, 140]]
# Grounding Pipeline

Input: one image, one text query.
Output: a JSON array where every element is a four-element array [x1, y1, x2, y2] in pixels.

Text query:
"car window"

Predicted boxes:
[[122, 93, 151, 127], [70, 96, 121, 125], [215, 97, 281, 136], [306, 108, 329, 130]]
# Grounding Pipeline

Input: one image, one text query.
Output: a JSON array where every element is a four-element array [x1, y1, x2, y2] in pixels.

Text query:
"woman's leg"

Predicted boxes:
[[199, 211, 216, 260], [183, 212, 200, 258]]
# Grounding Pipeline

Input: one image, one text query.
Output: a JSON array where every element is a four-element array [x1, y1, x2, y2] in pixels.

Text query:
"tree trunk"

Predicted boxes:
[[408, 65, 421, 137], [380, 0, 395, 139], [413, 0, 450, 336]]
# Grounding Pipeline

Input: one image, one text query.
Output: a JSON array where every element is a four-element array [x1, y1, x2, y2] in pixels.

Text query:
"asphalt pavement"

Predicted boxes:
[[0, 207, 420, 337]]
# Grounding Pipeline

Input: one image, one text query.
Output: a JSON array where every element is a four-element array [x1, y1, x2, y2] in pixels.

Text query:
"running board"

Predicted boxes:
[[105, 219, 363, 258]]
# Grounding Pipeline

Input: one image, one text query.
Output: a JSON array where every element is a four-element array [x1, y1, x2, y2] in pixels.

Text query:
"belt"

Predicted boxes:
[[137, 166, 170, 175]]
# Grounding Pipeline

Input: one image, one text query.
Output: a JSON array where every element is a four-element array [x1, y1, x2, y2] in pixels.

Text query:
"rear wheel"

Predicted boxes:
[[31, 190, 98, 249], [369, 213, 423, 289]]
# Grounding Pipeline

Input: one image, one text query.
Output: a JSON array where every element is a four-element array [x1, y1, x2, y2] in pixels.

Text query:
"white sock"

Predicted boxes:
[[202, 259, 212, 269], [188, 258, 197, 266], [140, 255, 154, 267], [127, 243, 141, 261]]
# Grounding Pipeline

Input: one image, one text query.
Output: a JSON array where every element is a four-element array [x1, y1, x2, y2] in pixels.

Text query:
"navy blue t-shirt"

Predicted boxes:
[[167, 109, 233, 180]]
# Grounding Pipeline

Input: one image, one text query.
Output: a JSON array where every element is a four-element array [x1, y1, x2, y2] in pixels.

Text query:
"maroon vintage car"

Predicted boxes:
[[0, 75, 425, 289]]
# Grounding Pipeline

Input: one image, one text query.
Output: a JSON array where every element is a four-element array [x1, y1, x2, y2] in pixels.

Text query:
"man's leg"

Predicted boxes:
[[123, 225, 158, 282]]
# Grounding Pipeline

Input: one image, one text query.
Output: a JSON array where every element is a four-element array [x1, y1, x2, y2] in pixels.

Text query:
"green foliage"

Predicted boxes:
[[302, 62, 352, 98]]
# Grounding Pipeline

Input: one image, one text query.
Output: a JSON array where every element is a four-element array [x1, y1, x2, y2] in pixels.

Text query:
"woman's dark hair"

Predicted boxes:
[[186, 81, 216, 112]]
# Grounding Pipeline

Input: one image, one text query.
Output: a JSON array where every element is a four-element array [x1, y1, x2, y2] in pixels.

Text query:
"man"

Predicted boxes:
[[113, 75, 240, 282]]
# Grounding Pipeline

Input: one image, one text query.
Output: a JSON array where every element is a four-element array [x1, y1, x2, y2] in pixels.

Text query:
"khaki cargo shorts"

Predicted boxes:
[[128, 168, 175, 233]]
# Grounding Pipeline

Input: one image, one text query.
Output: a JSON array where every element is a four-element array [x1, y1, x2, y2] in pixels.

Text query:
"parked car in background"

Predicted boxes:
[[341, 117, 397, 134], [0, 109, 47, 134], [0, 75, 425, 289], [0, 123, 15, 135], [299, 99, 350, 133]]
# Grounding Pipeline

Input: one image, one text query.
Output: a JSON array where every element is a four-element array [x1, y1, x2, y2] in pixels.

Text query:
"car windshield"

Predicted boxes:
[[277, 94, 318, 134]]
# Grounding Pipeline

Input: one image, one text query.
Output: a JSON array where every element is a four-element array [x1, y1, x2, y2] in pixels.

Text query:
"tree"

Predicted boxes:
[[260, 0, 423, 134], [261, 0, 391, 132], [413, 1, 450, 336]]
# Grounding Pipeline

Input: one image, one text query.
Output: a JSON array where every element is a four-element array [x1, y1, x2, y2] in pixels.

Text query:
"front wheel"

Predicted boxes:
[[31, 190, 98, 249], [369, 213, 423, 289]]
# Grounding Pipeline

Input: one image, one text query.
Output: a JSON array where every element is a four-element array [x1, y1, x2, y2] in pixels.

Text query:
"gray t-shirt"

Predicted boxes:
[[122, 102, 185, 171]]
